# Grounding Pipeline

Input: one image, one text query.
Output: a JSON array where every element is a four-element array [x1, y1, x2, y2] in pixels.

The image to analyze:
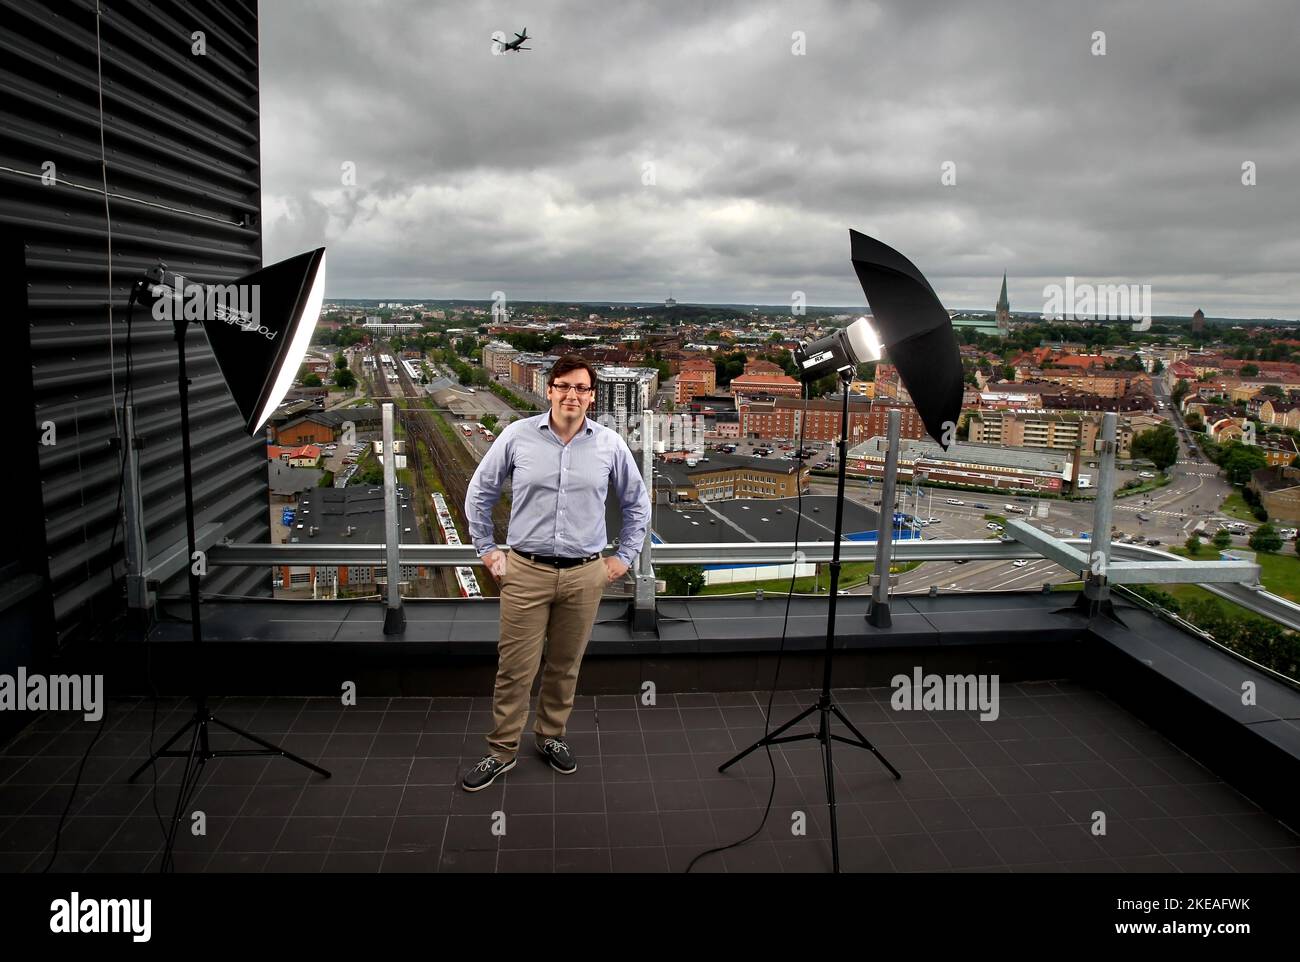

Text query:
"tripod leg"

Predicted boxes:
[[161, 718, 204, 873], [821, 711, 840, 874], [718, 702, 819, 773], [209, 717, 332, 778], [127, 715, 198, 784], [829, 703, 901, 780]]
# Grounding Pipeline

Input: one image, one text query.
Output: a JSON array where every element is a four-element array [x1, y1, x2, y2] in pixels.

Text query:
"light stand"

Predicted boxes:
[[123, 250, 333, 871], [719, 367, 899, 873], [127, 317, 331, 869]]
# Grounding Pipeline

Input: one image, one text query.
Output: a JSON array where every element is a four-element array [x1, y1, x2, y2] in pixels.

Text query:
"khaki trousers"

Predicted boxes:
[[487, 551, 606, 761]]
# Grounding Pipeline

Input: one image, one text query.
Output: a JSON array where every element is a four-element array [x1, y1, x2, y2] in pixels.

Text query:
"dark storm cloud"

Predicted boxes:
[[261, 0, 1300, 316]]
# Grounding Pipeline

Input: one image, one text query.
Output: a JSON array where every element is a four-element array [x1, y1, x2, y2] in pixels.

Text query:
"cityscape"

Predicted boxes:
[[263, 293, 1297, 673]]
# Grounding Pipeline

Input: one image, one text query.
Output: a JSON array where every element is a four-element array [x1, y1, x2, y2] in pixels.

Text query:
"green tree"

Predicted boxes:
[[1131, 423, 1179, 470], [302, 372, 322, 387], [811, 373, 839, 397], [1171, 379, 1190, 405], [1240, 363, 1259, 377], [1212, 529, 1232, 550], [1249, 523, 1282, 553], [335, 352, 348, 370], [1185, 533, 1202, 555], [661, 565, 705, 596], [1220, 442, 1267, 485], [1261, 384, 1285, 398], [334, 368, 357, 390]]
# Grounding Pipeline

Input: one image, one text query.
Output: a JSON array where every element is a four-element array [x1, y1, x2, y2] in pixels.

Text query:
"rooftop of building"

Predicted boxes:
[[268, 461, 324, 496], [1250, 465, 1300, 493], [849, 437, 1075, 473], [7, 591, 1295, 873], [292, 485, 423, 545]]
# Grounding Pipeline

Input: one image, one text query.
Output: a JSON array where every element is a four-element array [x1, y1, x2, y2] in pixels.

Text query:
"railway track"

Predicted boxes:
[[367, 341, 508, 595]]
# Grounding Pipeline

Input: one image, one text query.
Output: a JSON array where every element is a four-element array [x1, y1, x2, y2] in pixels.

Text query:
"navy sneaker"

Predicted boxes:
[[536, 737, 577, 774], [462, 754, 515, 792]]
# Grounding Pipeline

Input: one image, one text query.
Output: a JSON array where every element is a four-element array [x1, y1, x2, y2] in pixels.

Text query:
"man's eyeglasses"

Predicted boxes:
[[551, 383, 593, 396]]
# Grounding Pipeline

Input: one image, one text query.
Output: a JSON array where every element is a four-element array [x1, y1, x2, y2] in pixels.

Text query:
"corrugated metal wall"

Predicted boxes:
[[0, 0, 269, 644]]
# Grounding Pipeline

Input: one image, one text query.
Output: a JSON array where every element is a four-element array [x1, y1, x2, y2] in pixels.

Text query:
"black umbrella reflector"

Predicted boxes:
[[849, 230, 963, 447]]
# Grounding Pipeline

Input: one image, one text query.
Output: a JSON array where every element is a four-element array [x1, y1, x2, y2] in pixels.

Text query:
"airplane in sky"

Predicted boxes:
[[496, 28, 531, 52]]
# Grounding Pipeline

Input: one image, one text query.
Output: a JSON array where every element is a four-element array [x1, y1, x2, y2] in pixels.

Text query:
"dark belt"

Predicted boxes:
[[511, 548, 601, 569]]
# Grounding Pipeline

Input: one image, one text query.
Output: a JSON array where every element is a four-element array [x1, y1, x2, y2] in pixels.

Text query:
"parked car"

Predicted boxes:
[[1146, 538, 1161, 546], [954, 558, 969, 564], [1012, 559, 1029, 568], [925, 517, 940, 524], [986, 522, 1001, 530]]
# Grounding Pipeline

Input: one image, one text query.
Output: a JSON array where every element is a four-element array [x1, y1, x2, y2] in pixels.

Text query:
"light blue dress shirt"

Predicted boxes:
[[466, 413, 652, 566]]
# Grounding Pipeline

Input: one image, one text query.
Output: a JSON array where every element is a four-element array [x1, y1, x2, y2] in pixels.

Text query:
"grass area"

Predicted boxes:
[[1126, 548, 1268, 627], [425, 400, 464, 446], [1174, 543, 1300, 602], [1257, 551, 1300, 600], [983, 513, 1008, 526], [696, 560, 919, 596], [1218, 491, 1258, 523], [1148, 581, 1283, 633], [1114, 472, 1174, 499], [412, 437, 448, 499], [488, 381, 539, 413]]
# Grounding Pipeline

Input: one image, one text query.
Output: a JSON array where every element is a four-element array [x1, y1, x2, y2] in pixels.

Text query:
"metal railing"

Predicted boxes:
[[204, 536, 1300, 627]]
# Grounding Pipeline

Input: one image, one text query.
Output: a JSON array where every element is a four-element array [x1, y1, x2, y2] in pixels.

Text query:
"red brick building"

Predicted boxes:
[[675, 358, 717, 404], [730, 372, 802, 399], [739, 397, 928, 444]]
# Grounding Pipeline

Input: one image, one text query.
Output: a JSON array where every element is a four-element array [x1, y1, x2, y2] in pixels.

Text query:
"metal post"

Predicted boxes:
[[869, 410, 901, 627], [1084, 411, 1118, 606], [121, 403, 151, 612], [381, 403, 405, 634], [632, 409, 657, 632]]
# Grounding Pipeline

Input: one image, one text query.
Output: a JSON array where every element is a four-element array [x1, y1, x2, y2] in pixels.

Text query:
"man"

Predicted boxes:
[[462, 355, 651, 791]]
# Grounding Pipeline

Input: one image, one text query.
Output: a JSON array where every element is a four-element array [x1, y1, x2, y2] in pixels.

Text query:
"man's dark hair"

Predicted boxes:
[[547, 354, 598, 388]]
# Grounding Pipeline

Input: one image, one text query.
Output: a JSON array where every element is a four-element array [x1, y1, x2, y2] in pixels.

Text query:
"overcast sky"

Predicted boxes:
[[260, 0, 1300, 317]]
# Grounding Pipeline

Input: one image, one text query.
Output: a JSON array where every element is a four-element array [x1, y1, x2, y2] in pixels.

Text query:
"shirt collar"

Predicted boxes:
[[541, 412, 593, 437]]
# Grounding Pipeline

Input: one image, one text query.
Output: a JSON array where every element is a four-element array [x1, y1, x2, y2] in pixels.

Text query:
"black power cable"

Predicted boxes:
[[685, 384, 813, 872], [43, 278, 146, 872]]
